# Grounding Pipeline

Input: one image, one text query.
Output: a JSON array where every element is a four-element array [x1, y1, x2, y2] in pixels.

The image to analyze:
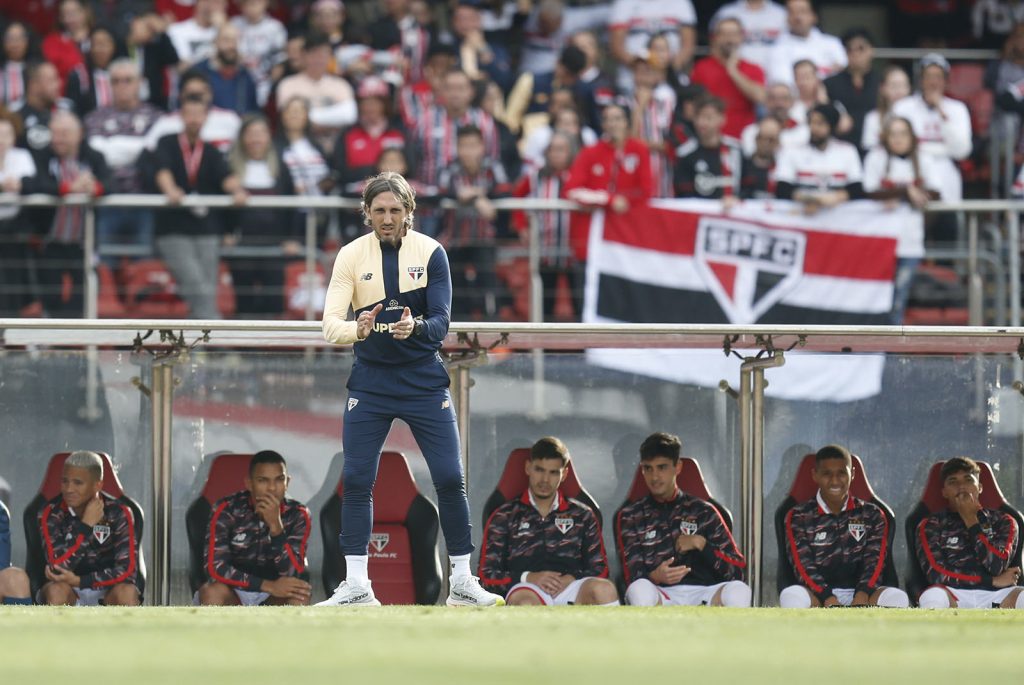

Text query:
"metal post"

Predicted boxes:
[[528, 213, 543, 324], [968, 212, 982, 326], [738, 353, 785, 606], [1008, 208, 1021, 328], [303, 211, 318, 321], [83, 205, 97, 319], [451, 365, 472, 481], [149, 362, 174, 606]]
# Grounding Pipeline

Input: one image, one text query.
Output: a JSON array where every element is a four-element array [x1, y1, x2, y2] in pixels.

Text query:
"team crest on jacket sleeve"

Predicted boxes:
[[407, 266, 425, 281], [93, 524, 111, 544], [554, 517, 574, 534], [679, 520, 698, 536], [848, 522, 865, 541]]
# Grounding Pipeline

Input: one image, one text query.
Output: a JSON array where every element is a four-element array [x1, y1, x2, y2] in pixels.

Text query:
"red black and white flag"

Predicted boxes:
[[583, 199, 916, 401]]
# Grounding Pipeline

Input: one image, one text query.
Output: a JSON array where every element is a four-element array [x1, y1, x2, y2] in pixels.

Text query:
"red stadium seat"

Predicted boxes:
[[119, 259, 236, 318], [613, 457, 735, 588], [903, 460, 1024, 602], [21, 452, 146, 598], [96, 263, 126, 318], [283, 260, 326, 319], [320, 451, 443, 605], [184, 453, 311, 593], [481, 447, 602, 529], [773, 453, 898, 595]]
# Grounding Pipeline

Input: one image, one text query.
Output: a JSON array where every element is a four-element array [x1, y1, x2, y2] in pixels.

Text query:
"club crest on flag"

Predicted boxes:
[[370, 532, 390, 552], [554, 517, 574, 534], [848, 523, 866, 541], [93, 525, 111, 544], [679, 520, 698, 536], [694, 217, 807, 324]]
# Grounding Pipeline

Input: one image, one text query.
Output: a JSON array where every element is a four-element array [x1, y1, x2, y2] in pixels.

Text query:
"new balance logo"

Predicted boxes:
[[233, 532, 247, 543], [360, 273, 373, 281]]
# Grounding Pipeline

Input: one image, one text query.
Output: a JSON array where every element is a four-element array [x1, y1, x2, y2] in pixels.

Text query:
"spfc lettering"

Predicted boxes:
[[554, 517, 574, 534], [679, 520, 698, 536], [93, 525, 111, 544], [407, 266, 425, 282], [848, 523, 866, 541], [695, 217, 807, 324]]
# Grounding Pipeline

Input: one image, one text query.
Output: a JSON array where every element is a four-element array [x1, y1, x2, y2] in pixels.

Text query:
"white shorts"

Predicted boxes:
[[944, 586, 1019, 609], [507, 577, 597, 606], [192, 588, 270, 606], [655, 581, 733, 606], [35, 587, 105, 606]]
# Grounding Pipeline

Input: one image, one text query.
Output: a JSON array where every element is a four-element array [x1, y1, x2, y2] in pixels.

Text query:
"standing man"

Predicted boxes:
[[824, 29, 880, 149], [674, 95, 744, 203], [915, 457, 1022, 609], [617, 432, 750, 607], [691, 17, 766, 141], [780, 444, 908, 608], [711, 0, 788, 73], [37, 450, 139, 606], [478, 437, 618, 606], [0, 498, 32, 604], [766, 0, 846, 87], [198, 451, 312, 606], [14, 61, 66, 154], [318, 171, 504, 608], [194, 23, 260, 116]]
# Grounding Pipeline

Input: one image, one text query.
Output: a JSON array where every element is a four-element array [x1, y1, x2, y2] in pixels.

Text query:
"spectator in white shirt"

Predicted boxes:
[[891, 53, 971, 202], [275, 32, 357, 155], [861, 64, 911, 152], [775, 102, 863, 214], [167, 0, 228, 68], [519, 0, 611, 76], [766, 0, 846, 87], [609, 0, 697, 91], [740, 81, 808, 156], [231, 0, 287, 107], [711, 0, 788, 72], [863, 116, 943, 323]]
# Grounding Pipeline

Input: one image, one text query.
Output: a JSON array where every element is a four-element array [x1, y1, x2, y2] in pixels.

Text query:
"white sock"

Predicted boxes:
[[345, 555, 369, 586], [779, 585, 812, 608], [876, 587, 909, 608], [449, 554, 471, 580], [719, 581, 752, 608], [918, 586, 951, 609]]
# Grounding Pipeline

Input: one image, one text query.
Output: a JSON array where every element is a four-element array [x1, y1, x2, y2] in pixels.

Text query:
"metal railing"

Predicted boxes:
[[0, 193, 1019, 328]]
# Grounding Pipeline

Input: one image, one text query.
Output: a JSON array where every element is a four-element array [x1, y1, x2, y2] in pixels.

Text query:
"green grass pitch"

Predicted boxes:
[[2, 606, 1023, 684]]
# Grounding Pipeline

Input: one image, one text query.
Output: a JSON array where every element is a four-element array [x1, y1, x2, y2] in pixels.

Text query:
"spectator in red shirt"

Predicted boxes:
[[691, 16, 766, 140], [42, 0, 91, 86], [564, 103, 652, 264], [332, 76, 406, 196]]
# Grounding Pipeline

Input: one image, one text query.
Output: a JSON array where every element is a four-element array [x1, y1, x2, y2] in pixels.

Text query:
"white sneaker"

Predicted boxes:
[[315, 581, 381, 607], [446, 576, 505, 607]]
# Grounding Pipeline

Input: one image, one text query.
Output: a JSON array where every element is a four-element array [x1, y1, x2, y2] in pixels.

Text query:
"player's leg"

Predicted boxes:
[[102, 583, 140, 606], [868, 586, 910, 608], [39, 581, 77, 606], [573, 578, 620, 606], [1001, 588, 1024, 608], [710, 580, 752, 607], [918, 584, 957, 608], [506, 585, 548, 606], [624, 578, 665, 606], [0, 566, 31, 604], [778, 584, 817, 608], [197, 581, 243, 606]]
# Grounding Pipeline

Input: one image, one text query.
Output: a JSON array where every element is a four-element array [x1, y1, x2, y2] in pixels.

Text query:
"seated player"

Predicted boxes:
[[1, 498, 31, 604], [199, 450, 312, 606], [780, 444, 908, 608], [479, 437, 619, 606], [38, 451, 140, 606], [915, 457, 1022, 609], [618, 432, 750, 607]]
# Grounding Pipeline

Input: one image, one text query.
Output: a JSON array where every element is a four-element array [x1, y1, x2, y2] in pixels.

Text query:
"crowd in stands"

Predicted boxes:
[[1, 0, 1024, 322]]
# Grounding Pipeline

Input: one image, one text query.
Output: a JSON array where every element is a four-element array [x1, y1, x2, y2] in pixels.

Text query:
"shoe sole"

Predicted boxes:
[[446, 597, 506, 607], [314, 599, 382, 607]]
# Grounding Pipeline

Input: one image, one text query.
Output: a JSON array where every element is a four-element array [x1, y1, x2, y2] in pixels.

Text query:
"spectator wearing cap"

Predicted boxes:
[[195, 23, 261, 116], [447, 1, 514, 93], [609, 0, 697, 92], [766, 0, 846, 87], [275, 32, 357, 155], [369, 0, 436, 85], [824, 28, 880, 150], [518, 0, 611, 77], [630, 51, 677, 198], [774, 102, 864, 214], [891, 53, 971, 202], [691, 16, 766, 140], [505, 44, 587, 137], [331, 77, 406, 195], [711, 0, 788, 73]]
